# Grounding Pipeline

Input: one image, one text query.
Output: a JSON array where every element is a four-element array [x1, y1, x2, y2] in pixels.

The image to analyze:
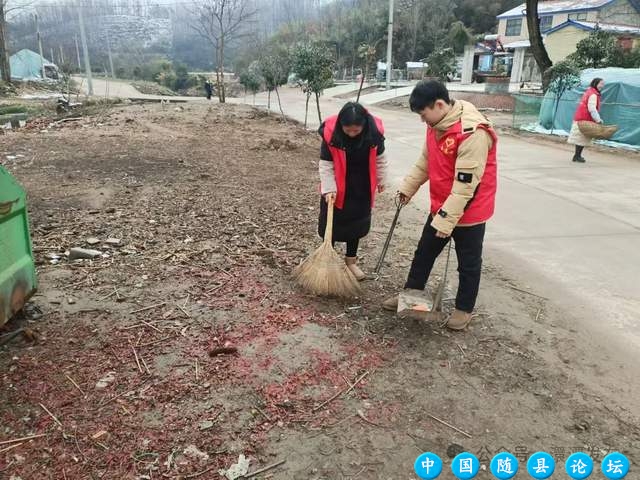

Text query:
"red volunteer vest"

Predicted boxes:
[[322, 114, 385, 209], [427, 121, 498, 224], [573, 87, 601, 122]]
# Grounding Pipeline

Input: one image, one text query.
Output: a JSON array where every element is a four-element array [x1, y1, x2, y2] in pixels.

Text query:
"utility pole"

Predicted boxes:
[[59, 45, 65, 65], [385, 0, 394, 90], [77, 4, 93, 95], [74, 34, 81, 70], [106, 29, 115, 78], [50, 47, 54, 64], [35, 13, 45, 79]]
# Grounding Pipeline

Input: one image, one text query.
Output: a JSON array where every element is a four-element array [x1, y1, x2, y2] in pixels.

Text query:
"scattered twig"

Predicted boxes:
[[254, 405, 271, 422], [253, 233, 276, 252], [65, 374, 86, 397], [130, 344, 143, 374], [195, 358, 199, 382], [214, 266, 233, 278], [140, 356, 151, 375], [535, 308, 542, 322], [99, 288, 118, 301], [506, 285, 548, 300], [51, 116, 83, 126], [427, 414, 472, 438], [73, 428, 86, 462], [313, 371, 369, 412], [78, 308, 107, 314], [130, 302, 166, 314], [97, 380, 151, 410], [0, 433, 46, 446], [356, 409, 383, 428], [0, 442, 23, 454], [177, 305, 190, 318], [39, 403, 63, 428], [244, 459, 286, 478], [259, 291, 271, 306], [139, 319, 162, 333], [456, 344, 466, 357], [121, 321, 162, 330]]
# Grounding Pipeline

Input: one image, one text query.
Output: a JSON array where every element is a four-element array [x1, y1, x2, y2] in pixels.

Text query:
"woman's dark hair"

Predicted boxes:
[[338, 102, 367, 126], [590, 77, 603, 90], [409, 80, 451, 112]]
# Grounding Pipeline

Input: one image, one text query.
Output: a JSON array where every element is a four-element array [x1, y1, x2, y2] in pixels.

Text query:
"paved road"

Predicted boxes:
[[240, 86, 640, 365], [73, 76, 208, 102]]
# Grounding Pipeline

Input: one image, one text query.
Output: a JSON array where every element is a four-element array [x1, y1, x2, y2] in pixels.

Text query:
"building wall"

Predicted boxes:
[[545, 26, 590, 63], [598, 0, 640, 26], [497, 7, 616, 44]]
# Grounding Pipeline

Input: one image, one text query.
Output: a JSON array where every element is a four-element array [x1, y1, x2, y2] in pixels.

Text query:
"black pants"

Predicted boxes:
[[405, 216, 485, 313], [332, 239, 359, 257]]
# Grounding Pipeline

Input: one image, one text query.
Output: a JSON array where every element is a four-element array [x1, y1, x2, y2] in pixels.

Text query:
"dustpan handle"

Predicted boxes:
[[323, 196, 335, 246]]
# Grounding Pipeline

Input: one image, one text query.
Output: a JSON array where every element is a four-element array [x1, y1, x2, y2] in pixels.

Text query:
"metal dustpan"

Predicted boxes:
[[397, 241, 452, 320], [397, 288, 434, 320]]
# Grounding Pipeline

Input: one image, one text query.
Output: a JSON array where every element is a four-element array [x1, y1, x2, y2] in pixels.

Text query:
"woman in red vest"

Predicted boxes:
[[568, 77, 605, 163], [318, 102, 387, 280]]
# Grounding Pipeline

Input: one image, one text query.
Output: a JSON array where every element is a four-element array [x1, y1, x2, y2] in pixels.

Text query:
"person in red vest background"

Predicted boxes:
[[568, 77, 605, 163], [318, 102, 387, 281], [383, 81, 498, 330]]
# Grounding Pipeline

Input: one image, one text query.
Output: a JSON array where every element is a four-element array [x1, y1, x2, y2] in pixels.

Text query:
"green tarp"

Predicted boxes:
[[539, 68, 640, 146], [9, 49, 54, 80]]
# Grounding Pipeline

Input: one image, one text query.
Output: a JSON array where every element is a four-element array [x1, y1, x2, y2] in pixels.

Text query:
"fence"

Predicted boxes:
[[512, 94, 544, 130]]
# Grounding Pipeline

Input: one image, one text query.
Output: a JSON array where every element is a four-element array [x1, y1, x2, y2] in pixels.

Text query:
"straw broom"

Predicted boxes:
[[293, 196, 361, 298]]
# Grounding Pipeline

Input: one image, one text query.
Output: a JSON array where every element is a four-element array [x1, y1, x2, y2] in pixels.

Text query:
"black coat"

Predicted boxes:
[[317, 114, 385, 242]]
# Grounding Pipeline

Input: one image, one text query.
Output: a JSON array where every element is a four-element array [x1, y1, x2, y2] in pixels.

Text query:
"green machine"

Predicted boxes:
[[0, 166, 37, 326]]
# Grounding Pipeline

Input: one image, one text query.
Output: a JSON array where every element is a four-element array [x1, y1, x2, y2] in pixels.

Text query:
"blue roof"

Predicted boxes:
[[544, 19, 640, 34], [496, 0, 637, 19]]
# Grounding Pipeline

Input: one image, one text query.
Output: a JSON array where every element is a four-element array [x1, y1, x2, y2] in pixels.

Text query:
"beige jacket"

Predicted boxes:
[[398, 100, 494, 235]]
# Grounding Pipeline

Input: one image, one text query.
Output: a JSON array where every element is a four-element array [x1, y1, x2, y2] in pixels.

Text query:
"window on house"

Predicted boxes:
[[539, 15, 553, 31], [568, 12, 588, 21], [506, 18, 523, 36]]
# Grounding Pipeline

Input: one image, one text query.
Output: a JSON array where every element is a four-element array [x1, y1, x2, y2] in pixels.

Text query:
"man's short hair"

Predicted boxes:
[[409, 80, 451, 112]]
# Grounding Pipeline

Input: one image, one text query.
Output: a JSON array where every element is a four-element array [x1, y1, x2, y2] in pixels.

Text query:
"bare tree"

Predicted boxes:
[[524, 0, 553, 90], [191, 0, 257, 103], [0, 0, 15, 83]]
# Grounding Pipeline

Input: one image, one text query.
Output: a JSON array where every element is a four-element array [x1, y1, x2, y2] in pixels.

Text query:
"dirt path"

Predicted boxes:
[[1, 103, 638, 479]]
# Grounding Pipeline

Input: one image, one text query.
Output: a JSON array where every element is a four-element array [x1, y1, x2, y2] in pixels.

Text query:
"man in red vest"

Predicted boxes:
[[383, 81, 498, 330]]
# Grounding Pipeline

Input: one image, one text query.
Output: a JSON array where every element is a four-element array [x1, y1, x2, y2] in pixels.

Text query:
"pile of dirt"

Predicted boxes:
[[131, 81, 178, 96]]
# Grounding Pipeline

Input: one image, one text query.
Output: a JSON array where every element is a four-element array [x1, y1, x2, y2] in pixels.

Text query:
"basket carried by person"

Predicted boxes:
[[577, 121, 618, 140]]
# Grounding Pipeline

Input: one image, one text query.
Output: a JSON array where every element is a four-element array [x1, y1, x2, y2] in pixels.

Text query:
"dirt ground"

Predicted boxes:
[[1, 102, 639, 479]]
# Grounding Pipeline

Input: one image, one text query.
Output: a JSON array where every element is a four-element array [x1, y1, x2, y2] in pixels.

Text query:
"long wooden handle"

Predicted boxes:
[[323, 196, 335, 245], [374, 203, 402, 274]]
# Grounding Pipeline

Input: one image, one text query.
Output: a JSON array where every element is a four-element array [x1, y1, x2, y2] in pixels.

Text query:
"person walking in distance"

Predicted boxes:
[[568, 78, 605, 163]]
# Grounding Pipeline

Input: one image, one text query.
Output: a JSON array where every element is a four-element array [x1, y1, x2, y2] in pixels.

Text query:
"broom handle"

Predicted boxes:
[[323, 196, 335, 246]]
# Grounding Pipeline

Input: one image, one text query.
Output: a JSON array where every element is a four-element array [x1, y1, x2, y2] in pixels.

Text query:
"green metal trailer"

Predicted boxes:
[[0, 166, 37, 326]]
